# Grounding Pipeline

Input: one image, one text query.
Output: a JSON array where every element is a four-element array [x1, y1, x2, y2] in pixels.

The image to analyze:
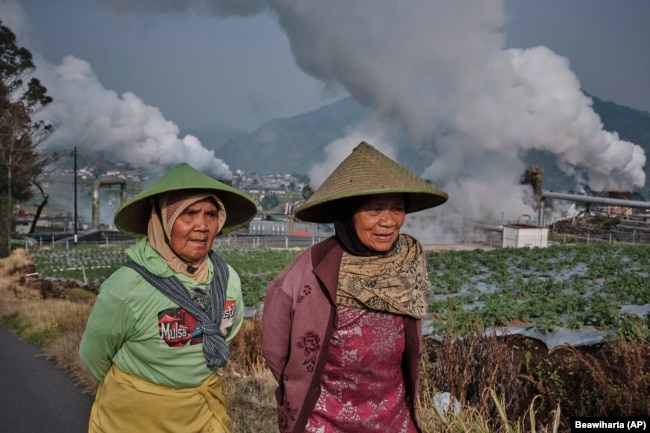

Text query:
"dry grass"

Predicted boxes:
[[1, 248, 648, 433], [0, 248, 35, 277], [520, 339, 650, 418], [417, 336, 561, 433], [223, 368, 278, 433], [0, 249, 97, 393], [224, 309, 279, 432]]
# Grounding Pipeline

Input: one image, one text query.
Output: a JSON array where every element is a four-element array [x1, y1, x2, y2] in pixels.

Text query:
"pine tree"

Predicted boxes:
[[0, 20, 54, 257]]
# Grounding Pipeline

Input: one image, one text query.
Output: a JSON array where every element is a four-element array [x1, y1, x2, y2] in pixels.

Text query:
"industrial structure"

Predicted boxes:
[[537, 191, 650, 226], [15, 162, 650, 248], [502, 224, 549, 248], [91, 177, 128, 230]]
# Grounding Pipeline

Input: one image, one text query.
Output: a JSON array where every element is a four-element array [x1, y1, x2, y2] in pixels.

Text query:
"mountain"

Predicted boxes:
[[209, 97, 365, 175], [192, 95, 650, 196], [183, 121, 246, 151]]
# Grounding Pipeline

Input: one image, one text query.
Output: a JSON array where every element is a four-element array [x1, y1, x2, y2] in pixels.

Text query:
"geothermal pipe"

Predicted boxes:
[[538, 191, 650, 226]]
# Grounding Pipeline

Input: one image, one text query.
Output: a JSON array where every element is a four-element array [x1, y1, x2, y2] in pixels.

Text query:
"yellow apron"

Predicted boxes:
[[88, 365, 231, 433]]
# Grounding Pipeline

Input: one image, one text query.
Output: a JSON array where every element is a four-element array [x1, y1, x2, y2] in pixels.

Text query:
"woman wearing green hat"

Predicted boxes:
[[261, 142, 448, 433], [79, 163, 257, 433]]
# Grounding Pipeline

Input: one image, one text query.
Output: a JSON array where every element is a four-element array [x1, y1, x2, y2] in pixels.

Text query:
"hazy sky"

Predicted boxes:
[[16, 0, 339, 132], [12, 0, 650, 133], [3, 0, 650, 234]]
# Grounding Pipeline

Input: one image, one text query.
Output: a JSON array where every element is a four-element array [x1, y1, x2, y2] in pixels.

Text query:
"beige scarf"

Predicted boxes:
[[337, 234, 431, 319]]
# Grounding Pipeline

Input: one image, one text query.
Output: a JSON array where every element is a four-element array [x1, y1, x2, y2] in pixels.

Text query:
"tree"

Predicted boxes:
[[260, 192, 280, 211], [0, 21, 54, 257], [302, 184, 313, 201]]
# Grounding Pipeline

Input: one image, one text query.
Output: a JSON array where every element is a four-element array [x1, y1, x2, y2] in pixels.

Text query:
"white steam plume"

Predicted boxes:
[[38, 56, 232, 181], [1, 0, 232, 183], [269, 0, 646, 224], [97, 0, 646, 232]]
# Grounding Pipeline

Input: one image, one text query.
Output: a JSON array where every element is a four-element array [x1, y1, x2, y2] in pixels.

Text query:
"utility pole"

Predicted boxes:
[[289, 175, 296, 235], [73, 147, 78, 241]]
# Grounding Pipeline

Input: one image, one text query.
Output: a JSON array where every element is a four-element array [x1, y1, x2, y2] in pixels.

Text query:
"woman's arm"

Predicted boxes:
[[261, 278, 293, 382], [78, 288, 133, 383], [223, 265, 244, 342]]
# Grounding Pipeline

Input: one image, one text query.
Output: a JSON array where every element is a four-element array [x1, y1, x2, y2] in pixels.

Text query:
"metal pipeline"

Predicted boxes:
[[538, 191, 650, 226]]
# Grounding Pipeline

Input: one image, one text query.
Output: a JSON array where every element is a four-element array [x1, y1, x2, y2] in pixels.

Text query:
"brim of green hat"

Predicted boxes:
[[294, 142, 448, 223], [114, 163, 258, 238]]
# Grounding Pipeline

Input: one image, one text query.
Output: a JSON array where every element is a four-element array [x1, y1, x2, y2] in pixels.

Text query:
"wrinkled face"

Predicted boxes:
[[170, 198, 221, 263], [352, 194, 406, 252]]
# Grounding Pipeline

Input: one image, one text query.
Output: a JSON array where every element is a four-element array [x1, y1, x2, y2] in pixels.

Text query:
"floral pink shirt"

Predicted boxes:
[[305, 306, 418, 433]]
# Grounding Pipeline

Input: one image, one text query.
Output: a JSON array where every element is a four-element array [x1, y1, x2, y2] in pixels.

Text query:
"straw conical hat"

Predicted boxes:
[[114, 163, 257, 238], [295, 142, 448, 223]]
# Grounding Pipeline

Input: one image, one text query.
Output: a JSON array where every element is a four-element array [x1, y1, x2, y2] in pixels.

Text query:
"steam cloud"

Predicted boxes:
[[97, 0, 646, 234], [39, 56, 232, 180], [269, 0, 646, 229], [4, 0, 647, 237], [0, 1, 232, 183]]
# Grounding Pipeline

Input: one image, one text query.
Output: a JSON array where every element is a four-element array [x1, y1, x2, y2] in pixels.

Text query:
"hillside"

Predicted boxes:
[[184, 121, 246, 151], [212, 98, 365, 175], [190, 94, 650, 197]]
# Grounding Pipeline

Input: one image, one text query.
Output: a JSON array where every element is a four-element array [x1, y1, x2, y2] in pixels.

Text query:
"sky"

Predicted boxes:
[[2, 0, 650, 238], [10, 0, 649, 132]]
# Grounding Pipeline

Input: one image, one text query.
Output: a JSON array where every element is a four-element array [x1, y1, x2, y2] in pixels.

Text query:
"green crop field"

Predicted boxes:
[[28, 242, 650, 337]]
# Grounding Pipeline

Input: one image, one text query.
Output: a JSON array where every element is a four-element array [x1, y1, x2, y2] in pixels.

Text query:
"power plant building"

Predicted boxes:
[[502, 224, 549, 248]]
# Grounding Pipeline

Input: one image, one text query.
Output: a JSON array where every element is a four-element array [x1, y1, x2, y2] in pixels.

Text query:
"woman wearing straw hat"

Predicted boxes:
[[262, 142, 448, 433], [79, 162, 257, 433]]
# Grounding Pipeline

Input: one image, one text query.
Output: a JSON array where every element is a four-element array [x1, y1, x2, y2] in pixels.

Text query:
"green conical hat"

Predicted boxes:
[[295, 142, 448, 223], [114, 163, 257, 238]]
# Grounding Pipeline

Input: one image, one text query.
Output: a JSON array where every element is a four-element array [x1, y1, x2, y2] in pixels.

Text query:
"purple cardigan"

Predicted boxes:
[[261, 237, 423, 433]]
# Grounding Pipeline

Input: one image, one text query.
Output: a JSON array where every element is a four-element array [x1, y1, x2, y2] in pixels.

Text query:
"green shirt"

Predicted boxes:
[[79, 238, 244, 388]]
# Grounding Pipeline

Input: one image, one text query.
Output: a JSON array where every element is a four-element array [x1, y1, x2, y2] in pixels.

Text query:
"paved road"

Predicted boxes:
[[0, 326, 93, 432]]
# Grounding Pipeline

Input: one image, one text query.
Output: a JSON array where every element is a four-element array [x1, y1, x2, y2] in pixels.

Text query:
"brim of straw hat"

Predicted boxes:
[[114, 163, 258, 238], [294, 142, 448, 223]]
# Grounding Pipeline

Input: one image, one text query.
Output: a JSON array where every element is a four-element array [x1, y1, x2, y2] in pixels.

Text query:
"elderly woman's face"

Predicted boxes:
[[352, 194, 406, 252], [171, 198, 221, 262]]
